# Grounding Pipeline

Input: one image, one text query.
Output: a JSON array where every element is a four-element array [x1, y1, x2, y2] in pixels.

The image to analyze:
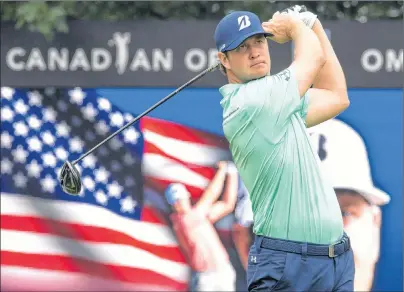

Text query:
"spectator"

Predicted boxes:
[[165, 161, 239, 291]]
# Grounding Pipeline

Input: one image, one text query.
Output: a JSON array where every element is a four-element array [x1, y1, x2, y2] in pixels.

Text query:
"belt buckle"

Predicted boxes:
[[328, 244, 336, 258]]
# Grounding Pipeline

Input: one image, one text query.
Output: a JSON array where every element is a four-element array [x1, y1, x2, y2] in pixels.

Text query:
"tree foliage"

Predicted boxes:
[[1, 1, 403, 41]]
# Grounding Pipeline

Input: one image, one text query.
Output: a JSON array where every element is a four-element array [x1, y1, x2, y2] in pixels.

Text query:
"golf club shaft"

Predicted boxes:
[[72, 62, 220, 166]]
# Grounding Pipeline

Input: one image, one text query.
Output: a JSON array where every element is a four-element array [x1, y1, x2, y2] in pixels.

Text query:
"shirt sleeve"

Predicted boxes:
[[234, 183, 254, 227], [299, 91, 310, 125], [241, 65, 303, 142]]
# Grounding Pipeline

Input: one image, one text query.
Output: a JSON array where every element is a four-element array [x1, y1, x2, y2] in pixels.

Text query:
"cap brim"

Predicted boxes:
[[223, 30, 272, 52], [335, 185, 391, 206]]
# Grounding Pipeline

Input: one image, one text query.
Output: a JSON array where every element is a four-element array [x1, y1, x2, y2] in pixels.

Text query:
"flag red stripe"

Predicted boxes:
[[144, 143, 217, 179], [1, 215, 186, 264], [142, 117, 229, 149], [140, 205, 170, 225], [1, 251, 187, 291], [144, 177, 205, 200]]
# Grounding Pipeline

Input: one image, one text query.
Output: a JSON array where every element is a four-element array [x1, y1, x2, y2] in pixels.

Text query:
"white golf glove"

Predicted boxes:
[[280, 5, 318, 29]]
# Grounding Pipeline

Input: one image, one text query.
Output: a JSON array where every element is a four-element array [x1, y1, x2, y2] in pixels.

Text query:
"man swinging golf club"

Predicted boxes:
[[214, 5, 353, 291]]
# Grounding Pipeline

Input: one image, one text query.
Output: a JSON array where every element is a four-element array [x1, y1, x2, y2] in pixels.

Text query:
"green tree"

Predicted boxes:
[[1, 1, 402, 41]]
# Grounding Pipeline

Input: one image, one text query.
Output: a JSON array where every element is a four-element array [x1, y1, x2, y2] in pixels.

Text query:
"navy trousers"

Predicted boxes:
[[247, 233, 354, 291]]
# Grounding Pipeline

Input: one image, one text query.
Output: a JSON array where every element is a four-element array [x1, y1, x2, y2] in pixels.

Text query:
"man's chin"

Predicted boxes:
[[243, 71, 268, 82], [254, 66, 270, 76]]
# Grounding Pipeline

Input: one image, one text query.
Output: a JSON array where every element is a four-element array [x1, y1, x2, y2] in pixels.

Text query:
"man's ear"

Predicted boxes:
[[217, 52, 231, 70]]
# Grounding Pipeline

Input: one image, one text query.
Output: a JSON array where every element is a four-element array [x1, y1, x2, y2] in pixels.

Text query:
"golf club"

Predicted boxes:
[[60, 62, 220, 195]]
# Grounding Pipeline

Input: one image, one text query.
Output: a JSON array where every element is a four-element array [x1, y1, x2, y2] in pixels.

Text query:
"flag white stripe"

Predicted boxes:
[[143, 154, 209, 189], [1, 193, 177, 246], [144, 130, 232, 166], [1, 266, 179, 291], [1, 230, 190, 282]]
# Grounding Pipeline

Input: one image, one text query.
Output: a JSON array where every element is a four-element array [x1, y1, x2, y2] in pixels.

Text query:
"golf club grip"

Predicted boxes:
[[72, 63, 220, 165]]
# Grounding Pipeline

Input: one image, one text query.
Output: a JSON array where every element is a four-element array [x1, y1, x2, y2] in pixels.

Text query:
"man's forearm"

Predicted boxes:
[[311, 20, 348, 97], [202, 167, 227, 201], [221, 171, 238, 209], [289, 19, 326, 96], [207, 172, 238, 223], [194, 166, 228, 213]]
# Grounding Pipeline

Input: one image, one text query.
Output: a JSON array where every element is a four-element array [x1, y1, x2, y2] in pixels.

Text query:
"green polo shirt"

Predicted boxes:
[[219, 65, 343, 244]]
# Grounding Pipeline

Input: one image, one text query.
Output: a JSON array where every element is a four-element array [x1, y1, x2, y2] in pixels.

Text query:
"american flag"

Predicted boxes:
[[0, 87, 234, 291]]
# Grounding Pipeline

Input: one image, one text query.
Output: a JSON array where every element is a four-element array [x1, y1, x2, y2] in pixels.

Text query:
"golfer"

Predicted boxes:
[[214, 5, 353, 291], [165, 161, 238, 291]]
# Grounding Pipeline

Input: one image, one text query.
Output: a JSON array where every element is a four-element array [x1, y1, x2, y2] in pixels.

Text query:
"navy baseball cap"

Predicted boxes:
[[214, 11, 271, 52]]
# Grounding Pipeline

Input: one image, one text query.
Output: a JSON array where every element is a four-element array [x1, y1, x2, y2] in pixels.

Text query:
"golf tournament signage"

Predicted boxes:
[[1, 20, 402, 88]]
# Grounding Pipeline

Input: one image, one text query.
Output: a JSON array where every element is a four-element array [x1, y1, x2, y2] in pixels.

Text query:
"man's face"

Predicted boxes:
[[336, 190, 381, 265], [218, 34, 271, 82]]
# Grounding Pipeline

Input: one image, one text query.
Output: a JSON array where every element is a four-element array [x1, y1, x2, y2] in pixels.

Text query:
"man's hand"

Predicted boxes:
[[280, 5, 318, 29], [217, 160, 238, 174], [264, 10, 325, 97], [217, 161, 228, 170], [262, 12, 305, 44], [207, 161, 239, 223]]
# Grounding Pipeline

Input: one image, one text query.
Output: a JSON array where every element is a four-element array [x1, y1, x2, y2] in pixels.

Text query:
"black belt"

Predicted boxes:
[[259, 233, 351, 258]]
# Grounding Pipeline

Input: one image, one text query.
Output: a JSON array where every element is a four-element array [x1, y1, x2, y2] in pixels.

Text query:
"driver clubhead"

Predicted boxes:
[[60, 161, 82, 195]]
